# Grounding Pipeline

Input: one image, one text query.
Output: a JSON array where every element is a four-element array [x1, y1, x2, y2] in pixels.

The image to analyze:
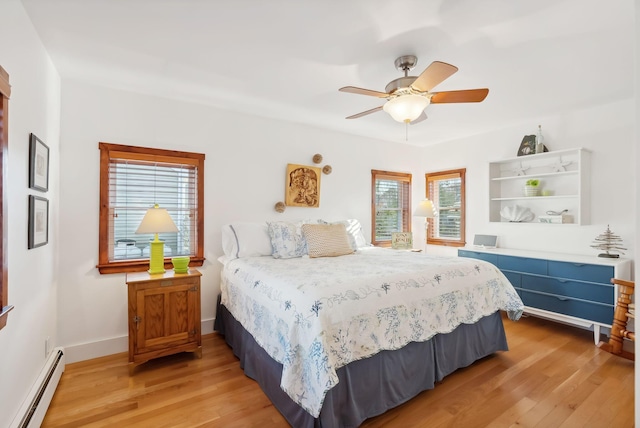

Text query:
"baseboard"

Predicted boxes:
[[64, 318, 215, 364]]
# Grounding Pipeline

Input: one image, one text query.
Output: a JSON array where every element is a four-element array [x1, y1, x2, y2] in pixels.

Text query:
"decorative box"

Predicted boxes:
[[538, 214, 574, 224]]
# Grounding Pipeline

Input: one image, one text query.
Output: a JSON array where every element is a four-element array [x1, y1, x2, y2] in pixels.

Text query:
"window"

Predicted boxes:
[[371, 170, 412, 247], [97, 143, 205, 274], [0, 65, 12, 329], [426, 168, 466, 247]]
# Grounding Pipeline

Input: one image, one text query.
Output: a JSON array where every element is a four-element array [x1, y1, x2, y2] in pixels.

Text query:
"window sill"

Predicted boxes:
[[97, 257, 205, 275], [427, 239, 466, 247], [0, 305, 14, 330]]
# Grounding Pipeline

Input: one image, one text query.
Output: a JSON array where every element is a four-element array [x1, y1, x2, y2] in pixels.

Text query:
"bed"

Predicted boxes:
[[215, 220, 524, 427]]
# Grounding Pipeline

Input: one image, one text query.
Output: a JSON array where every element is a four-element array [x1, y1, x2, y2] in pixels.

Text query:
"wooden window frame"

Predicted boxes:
[[371, 169, 412, 247], [97, 143, 205, 274], [0, 66, 12, 329], [425, 168, 466, 247]]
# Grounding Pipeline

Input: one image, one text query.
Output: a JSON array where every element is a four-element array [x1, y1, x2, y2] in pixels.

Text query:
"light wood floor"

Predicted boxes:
[[43, 314, 634, 428]]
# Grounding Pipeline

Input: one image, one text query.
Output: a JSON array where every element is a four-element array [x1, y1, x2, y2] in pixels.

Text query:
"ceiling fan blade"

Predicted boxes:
[[430, 88, 489, 103], [346, 106, 384, 119], [410, 111, 428, 125], [410, 61, 458, 92], [339, 86, 389, 98]]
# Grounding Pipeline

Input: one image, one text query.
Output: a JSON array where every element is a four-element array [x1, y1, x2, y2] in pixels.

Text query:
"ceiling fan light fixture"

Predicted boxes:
[[383, 94, 430, 123]]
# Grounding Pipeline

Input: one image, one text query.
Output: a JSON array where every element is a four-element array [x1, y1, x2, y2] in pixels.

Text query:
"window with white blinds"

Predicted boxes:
[[98, 143, 205, 274], [426, 169, 466, 247], [371, 170, 411, 246]]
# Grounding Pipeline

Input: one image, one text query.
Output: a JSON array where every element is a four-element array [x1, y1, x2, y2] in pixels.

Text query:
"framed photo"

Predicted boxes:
[[392, 232, 413, 249], [285, 163, 321, 207], [29, 133, 49, 192], [28, 195, 49, 249], [517, 135, 536, 156]]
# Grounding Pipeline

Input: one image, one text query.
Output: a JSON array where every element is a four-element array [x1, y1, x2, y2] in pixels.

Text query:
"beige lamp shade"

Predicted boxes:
[[383, 94, 430, 123], [136, 204, 179, 234], [413, 199, 437, 218]]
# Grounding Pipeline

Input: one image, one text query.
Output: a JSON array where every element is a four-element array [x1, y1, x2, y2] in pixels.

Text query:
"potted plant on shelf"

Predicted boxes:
[[524, 179, 540, 197]]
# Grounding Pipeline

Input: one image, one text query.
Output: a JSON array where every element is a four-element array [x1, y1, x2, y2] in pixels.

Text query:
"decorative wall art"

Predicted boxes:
[[285, 163, 321, 208], [274, 201, 286, 213], [28, 195, 49, 249], [29, 133, 50, 192]]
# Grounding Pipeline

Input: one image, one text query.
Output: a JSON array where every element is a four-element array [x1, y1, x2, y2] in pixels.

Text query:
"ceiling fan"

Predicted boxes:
[[339, 55, 489, 124]]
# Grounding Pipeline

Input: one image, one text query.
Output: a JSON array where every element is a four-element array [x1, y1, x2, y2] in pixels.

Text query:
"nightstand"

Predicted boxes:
[[125, 269, 202, 374]]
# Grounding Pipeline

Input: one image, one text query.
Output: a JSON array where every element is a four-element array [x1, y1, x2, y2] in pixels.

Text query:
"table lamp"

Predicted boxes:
[[135, 204, 178, 274], [413, 199, 436, 250]]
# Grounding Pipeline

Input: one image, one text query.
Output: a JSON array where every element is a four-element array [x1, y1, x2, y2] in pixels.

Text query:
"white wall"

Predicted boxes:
[[57, 79, 425, 362], [422, 112, 636, 261], [0, 0, 61, 426]]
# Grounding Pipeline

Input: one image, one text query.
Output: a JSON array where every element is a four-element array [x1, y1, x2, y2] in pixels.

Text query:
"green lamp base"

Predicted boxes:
[[147, 240, 166, 275]]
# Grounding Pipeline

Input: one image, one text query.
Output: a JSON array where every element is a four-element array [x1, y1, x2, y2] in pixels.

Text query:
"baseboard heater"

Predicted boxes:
[[11, 347, 65, 428]]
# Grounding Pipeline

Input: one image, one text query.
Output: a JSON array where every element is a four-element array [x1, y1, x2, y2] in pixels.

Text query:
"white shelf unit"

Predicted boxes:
[[489, 148, 590, 224]]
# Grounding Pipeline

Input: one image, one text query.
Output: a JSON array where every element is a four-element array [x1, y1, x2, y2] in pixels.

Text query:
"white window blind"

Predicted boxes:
[[109, 159, 198, 262], [427, 170, 464, 243], [372, 171, 411, 244]]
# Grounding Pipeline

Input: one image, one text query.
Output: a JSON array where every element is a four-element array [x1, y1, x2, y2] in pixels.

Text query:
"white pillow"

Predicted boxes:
[[221, 223, 272, 259], [329, 219, 368, 250]]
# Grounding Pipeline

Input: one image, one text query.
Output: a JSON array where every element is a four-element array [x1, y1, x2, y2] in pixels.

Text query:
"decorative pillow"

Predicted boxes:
[[336, 219, 368, 249], [267, 221, 308, 259], [221, 223, 273, 259], [302, 223, 354, 258]]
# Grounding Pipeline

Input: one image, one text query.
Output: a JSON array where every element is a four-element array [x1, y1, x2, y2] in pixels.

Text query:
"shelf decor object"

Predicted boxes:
[[500, 205, 534, 222], [135, 204, 179, 274], [591, 225, 627, 258], [489, 148, 590, 224], [524, 179, 540, 197]]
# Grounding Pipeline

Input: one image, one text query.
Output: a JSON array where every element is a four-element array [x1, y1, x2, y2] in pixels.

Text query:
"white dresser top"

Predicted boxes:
[[460, 246, 631, 268]]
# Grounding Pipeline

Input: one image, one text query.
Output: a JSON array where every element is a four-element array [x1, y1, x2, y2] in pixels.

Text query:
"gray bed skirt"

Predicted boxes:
[[214, 296, 508, 428]]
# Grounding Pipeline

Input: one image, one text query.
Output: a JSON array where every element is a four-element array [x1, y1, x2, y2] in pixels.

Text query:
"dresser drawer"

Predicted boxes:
[[521, 290, 613, 325], [521, 276, 614, 305], [498, 255, 547, 275], [502, 271, 521, 288], [458, 250, 498, 265], [547, 261, 613, 284]]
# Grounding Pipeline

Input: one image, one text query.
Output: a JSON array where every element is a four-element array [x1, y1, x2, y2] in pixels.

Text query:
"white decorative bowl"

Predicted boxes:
[[500, 205, 535, 222]]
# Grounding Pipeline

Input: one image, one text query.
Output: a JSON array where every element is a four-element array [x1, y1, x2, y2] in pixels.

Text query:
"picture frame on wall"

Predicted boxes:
[[28, 195, 49, 249], [29, 133, 49, 192], [285, 163, 321, 208]]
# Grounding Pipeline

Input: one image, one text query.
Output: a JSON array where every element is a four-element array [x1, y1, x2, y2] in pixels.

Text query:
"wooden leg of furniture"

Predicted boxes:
[[598, 278, 635, 361]]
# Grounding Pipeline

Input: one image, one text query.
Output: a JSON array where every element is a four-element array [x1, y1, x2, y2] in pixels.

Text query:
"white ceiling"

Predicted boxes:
[[19, 0, 634, 147]]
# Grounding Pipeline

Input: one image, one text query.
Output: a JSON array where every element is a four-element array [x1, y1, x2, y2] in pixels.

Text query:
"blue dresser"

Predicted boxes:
[[458, 247, 631, 343]]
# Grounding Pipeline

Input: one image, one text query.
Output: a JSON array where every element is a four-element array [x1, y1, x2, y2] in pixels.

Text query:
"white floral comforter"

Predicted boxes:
[[220, 247, 523, 417]]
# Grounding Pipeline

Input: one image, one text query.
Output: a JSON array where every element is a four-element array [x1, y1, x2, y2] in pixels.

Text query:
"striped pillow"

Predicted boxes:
[[302, 223, 354, 258]]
